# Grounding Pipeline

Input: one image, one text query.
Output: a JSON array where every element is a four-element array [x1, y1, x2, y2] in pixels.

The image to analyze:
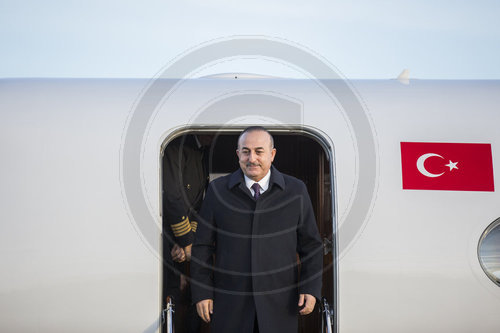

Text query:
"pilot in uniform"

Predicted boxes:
[[162, 134, 210, 333]]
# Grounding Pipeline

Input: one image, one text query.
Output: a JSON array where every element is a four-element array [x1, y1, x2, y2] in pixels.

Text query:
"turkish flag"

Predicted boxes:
[[401, 142, 495, 191]]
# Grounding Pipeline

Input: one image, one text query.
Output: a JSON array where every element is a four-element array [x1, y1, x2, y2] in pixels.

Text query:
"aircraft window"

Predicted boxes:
[[478, 218, 500, 287]]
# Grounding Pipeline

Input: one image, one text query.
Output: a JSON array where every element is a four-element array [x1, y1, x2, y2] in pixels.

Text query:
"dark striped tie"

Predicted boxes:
[[251, 183, 261, 200]]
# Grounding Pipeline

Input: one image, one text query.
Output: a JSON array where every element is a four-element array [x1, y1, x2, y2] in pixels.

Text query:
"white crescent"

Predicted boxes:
[[416, 153, 445, 177]]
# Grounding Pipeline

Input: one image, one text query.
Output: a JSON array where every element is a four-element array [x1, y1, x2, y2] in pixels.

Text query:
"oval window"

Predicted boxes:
[[478, 218, 500, 286]]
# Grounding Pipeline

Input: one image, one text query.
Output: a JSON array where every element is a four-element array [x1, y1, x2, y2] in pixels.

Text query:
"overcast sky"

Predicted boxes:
[[1, 0, 499, 79]]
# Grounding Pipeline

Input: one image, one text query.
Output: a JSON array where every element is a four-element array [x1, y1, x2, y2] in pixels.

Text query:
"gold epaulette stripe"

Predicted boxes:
[[171, 221, 190, 231], [172, 223, 191, 237], [190, 221, 198, 232], [171, 217, 192, 237], [171, 216, 189, 230], [173, 225, 191, 237]]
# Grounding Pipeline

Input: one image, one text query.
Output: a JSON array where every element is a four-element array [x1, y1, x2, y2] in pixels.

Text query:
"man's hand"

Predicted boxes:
[[196, 299, 213, 323], [298, 293, 316, 315], [184, 244, 192, 262], [170, 243, 185, 262]]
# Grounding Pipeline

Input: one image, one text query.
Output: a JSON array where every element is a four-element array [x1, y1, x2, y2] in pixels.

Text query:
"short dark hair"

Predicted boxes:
[[237, 126, 274, 149]]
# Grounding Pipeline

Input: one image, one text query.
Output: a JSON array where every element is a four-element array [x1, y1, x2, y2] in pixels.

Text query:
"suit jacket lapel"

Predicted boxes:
[[228, 169, 254, 200]]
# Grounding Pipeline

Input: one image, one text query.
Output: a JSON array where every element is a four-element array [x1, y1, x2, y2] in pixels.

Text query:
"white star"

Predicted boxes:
[[445, 160, 459, 171]]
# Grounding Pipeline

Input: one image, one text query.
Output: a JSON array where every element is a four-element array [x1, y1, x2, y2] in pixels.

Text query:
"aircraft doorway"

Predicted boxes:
[[161, 129, 336, 333]]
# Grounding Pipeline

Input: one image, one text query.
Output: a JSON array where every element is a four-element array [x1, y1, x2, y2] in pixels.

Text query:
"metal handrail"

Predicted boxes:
[[162, 296, 175, 333], [321, 297, 333, 333]]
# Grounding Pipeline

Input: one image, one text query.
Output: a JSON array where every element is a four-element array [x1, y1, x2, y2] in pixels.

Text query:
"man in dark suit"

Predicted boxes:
[[191, 127, 322, 333]]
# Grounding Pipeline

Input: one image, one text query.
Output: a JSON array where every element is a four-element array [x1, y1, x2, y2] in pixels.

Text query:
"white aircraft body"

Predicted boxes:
[[0, 77, 499, 332]]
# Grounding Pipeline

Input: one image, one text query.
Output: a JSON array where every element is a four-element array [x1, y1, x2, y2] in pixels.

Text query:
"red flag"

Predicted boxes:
[[401, 142, 495, 191]]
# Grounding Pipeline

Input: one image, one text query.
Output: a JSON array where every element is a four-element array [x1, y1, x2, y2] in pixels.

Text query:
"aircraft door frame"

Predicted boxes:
[[159, 126, 337, 333]]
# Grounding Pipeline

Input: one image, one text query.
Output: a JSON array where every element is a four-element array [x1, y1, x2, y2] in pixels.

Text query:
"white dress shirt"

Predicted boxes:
[[244, 169, 271, 196]]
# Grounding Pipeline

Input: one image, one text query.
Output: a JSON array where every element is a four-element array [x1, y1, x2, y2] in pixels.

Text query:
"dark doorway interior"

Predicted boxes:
[[161, 131, 335, 333]]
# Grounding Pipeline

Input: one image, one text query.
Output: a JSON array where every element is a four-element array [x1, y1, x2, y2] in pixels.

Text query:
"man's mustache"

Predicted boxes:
[[246, 163, 260, 167]]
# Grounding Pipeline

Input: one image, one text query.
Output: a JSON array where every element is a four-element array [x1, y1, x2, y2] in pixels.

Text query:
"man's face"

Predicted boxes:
[[236, 130, 276, 181]]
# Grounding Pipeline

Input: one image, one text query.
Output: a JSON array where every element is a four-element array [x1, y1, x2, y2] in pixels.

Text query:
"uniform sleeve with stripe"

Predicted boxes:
[[163, 141, 194, 247]]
